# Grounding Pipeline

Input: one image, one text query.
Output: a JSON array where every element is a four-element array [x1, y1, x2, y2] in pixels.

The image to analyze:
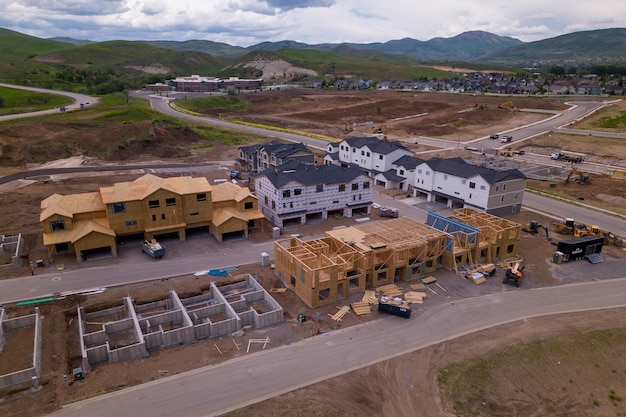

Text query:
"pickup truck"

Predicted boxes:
[[500, 136, 512, 143]]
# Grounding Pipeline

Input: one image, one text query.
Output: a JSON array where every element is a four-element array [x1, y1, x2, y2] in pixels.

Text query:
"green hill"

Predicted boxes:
[[33, 40, 226, 75], [224, 49, 453, 82], [486, 28, 626, 64]]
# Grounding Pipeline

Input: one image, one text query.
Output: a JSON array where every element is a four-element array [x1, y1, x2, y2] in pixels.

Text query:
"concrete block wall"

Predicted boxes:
[[0, 234, 24, 271], [82, 329, 108, 352], [0, 307, 6, 350], [77, 275, 283, 371], [107, 342, 148, 364], [85, 344, 109, 369], [0, 308, 42, 391]]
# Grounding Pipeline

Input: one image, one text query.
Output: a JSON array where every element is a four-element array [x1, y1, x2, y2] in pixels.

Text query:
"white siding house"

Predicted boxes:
[[255, 163, 372, 228], [413, 157, 526, 215], [324, 137, 413, 176]]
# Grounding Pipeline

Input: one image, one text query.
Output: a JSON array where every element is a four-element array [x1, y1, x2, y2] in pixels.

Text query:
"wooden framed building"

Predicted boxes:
[[274, 217, 450, 308], [41, 174, 264, 262], [448, 207, 522, 264]]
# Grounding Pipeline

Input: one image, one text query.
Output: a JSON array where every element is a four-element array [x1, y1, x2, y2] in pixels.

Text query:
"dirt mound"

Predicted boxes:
[[0, 120, 204, 166]]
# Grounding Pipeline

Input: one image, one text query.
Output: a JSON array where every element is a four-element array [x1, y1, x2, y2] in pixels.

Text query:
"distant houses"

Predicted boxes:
[[236, 140, 315, 173]]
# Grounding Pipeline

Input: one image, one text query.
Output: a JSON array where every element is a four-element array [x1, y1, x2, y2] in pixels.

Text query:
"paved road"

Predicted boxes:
[[523, 192, 626, 234], [138, 91, 331, 150], [0, 83, 97, 120], [47, 277, 626, 417], [0, 162, 223, 185]]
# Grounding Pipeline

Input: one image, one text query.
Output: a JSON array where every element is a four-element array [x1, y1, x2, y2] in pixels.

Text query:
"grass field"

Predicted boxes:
[[438, 328, 626, 417]]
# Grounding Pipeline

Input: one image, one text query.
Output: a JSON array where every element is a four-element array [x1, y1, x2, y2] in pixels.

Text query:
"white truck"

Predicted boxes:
[[550, 151, 584, 163]]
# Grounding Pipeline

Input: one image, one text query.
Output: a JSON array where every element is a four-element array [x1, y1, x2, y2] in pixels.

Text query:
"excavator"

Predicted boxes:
[[498, 101, 513, 109], [522, 220, 550, 239], [565, 170, 593, 184]]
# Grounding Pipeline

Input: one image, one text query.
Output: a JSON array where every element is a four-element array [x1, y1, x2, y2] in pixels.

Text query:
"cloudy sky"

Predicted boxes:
[[2, 0, 625, 46]]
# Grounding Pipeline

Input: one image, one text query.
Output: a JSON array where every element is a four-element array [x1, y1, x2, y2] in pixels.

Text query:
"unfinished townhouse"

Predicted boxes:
[[40, 174, 264, 262], [413, 157, 527, 216], [77, 274, 283, 372], [427, 208, 522, 273], [236, 140, 315, 173], [274, 217, 451, 307], [255, 162, 372, 228]]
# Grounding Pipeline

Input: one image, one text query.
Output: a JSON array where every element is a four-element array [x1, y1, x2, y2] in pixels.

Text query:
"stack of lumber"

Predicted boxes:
[[421, 276, 437, 284], [361, 290, 378, 304], [467, 272, 487, 285], [328, 305, 350, 321], [376, 283, 403, 297], [404, 291, 428, 304], [410, 283, 426, 291], [351, 301, 371, 315]]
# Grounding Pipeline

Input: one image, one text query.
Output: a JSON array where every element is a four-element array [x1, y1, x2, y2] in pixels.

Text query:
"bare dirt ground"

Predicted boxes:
[[194, 89, 566, 140], [1, 90, 625, 417]]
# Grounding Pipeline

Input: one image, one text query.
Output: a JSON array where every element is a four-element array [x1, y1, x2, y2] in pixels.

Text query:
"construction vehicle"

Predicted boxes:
[[379, 206, 399, 218], [522, 220, 550, 239], [498, 101, 513, 109], [554, 218, 576, 234], [503, 262, 524, 287], [565, 170, 592, 184], [550, 151, 584, 163], [553, 218, 591, 238], [141, 239, 165, 259], [499, 149, 514, 157]]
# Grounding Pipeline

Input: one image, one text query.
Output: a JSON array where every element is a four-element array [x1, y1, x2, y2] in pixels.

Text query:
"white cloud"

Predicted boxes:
[[0, 0, 624, 45]]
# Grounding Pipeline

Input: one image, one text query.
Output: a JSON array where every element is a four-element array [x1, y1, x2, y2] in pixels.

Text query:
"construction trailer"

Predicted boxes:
[[273, 217, 451, 308], [556, 235, 604, 262]]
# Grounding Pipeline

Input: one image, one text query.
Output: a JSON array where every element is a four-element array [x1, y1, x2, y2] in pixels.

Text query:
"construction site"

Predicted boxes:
[[273, 208, 521, 307], [77, 274, 283, 372]]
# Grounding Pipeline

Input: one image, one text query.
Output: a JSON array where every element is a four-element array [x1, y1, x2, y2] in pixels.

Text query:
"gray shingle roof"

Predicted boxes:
[[343, 137, 409, 155], [424, 157, 526, 184], [258, 162, 368, 188], [393, 155, 423, 169]]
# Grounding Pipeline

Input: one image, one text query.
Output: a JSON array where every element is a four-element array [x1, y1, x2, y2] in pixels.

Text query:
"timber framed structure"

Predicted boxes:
[[427, 207, 521, 273], [274, 217, 451, 308]]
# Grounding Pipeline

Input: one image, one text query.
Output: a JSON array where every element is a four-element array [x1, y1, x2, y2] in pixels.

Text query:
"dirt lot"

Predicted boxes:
[[0, 90, 625, 417], [194, 89, 566, 141]]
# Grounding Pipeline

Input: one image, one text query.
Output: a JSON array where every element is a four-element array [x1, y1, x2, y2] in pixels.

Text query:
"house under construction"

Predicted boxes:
[[274, 208, 522, 308], [427, 208, 522, 273], [274, 217, 451, 308]]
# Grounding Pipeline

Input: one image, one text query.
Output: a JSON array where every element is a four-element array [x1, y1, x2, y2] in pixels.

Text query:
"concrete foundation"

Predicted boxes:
[[0, 307, 43, 392], [78, 274, 283, 372]]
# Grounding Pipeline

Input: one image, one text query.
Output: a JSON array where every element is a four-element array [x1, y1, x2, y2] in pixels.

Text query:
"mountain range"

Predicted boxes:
[[1, 27, 624, 91]]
